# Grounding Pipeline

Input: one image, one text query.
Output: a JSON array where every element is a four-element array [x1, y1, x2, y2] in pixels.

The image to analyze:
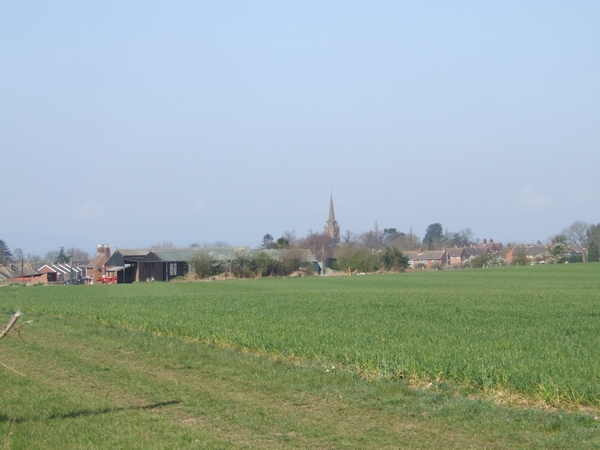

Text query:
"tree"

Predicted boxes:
[[260, 234, 275, 249], [13, 247, 24, 261], [281, 230, 298, 247], [66, 247, 90, 261], [547, 240, 569, 264], [562, 221, 590, 250], [150, 241, 176, 249], [588, 241, 599, 262], [341, 230, 358, 246], [0, 240, 13, 265], [446, 228, 475, 247], [210, 241, 229, 247], [299, 232, 336, 261], [274, 237, 290, 249], [382, 228, 402, 245], [423, 223, 444, 250], [391, 233, 421, 251], [586, 224, 600, 262], [55, 247, 70, 264], [44, 250, 59, 263]]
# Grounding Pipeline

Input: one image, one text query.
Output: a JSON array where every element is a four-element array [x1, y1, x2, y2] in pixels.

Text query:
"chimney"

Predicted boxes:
[[104, 245, 111, 257], [97, 244, 104, 255]]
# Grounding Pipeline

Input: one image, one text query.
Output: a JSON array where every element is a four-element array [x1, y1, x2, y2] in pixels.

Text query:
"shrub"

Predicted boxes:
[[379, 247, 409, 272], [511, 251, 530, 266], [334, 246, 379, 272], [190, 252, 219, 278]]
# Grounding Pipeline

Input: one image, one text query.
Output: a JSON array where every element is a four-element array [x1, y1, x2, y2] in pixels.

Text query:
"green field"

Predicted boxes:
[[1, 264, 600, 447]]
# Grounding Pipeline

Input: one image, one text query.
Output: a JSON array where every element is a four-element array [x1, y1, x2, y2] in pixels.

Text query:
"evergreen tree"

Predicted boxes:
[[0, 239, 13, 265], [588, 241, 599, 263], [55, 246, 70, 264]]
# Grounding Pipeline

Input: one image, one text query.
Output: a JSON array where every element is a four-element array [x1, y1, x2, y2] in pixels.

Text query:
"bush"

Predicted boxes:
[[466, 253, 506, 269], [379, 247, 409, 272], [190, 252, 220, 278], [546, 242, 569, 264], [511, 251, 530, 266], [189, 249, 307, 279], [334, 246, 379, 272]]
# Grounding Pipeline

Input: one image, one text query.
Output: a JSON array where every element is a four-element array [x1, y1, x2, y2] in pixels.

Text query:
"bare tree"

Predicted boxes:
[[281, 230, 298, 247], [44, 250, 59, 263], [447, 228, 476, 247], [562, 221, 590, 249], [299, 232, 336, 261], [204, 241, 230, 248], [66, 247, 90, 260], [391, 233, 421, 251], [150, 241, 176, 249], [342, 230, 358, 246]]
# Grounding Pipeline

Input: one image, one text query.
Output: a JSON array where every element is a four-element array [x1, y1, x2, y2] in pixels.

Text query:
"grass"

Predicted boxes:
[[1, 264, 600, 447], [1, 316, 599, 448]]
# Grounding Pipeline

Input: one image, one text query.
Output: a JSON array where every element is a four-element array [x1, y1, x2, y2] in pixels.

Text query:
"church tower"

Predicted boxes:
[[324, 194, 340, 240]]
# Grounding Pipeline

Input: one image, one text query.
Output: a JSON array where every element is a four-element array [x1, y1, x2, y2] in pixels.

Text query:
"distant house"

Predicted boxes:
[[477, 238, 502, 252], [85, 244, 111, 284], [505, 245, 548, 264], [37, 263, 85, 284], [567, 246, 585, 262], [463, 247, 487, 260], [445, 247, 466, 266], [406, 249, 447, 269]]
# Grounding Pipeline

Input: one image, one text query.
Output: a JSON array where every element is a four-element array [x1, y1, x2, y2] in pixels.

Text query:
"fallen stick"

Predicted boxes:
[[0, 311, 31, 341], [0, 312, 32, 378], [0, 361, 27, 378]]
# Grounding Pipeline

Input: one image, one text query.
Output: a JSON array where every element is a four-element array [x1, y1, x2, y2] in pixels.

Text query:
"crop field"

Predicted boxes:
[[2, 264, 599, 407]]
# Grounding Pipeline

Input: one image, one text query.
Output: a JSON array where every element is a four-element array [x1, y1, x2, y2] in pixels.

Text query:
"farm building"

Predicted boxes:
[[0, 263, 43, 284], [104, 247, 320, 283]]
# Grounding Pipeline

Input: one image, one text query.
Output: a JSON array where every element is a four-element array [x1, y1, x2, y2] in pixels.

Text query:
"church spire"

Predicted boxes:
[[328, 193, 336, 223], [324, 193, 340, 240]]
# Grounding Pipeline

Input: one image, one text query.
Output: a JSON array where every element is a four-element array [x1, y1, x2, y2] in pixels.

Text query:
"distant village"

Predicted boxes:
[[0, 196, 596, 286]]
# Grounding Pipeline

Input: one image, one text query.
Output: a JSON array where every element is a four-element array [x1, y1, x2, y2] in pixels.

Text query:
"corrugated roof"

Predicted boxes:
[[141, 248, 317, 263]]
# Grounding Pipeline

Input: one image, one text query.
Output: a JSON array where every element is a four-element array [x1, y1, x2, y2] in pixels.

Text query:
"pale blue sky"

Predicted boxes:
[[1, 1, 599, 256]]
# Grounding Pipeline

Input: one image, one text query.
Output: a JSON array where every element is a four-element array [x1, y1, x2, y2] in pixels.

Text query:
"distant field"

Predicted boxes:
[[2, 264, 599, 406]]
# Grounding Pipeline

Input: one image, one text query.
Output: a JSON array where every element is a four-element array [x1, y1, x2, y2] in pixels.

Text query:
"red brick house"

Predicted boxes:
[[85, 244, 111, 284], [406, 249, 447, 269]]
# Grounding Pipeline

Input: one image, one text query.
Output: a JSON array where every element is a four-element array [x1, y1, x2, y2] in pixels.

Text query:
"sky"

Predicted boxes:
[[1, 1, 599, 257]]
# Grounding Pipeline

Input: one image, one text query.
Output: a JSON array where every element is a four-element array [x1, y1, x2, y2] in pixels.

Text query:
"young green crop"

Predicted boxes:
[[2, 264, 599, 406]]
